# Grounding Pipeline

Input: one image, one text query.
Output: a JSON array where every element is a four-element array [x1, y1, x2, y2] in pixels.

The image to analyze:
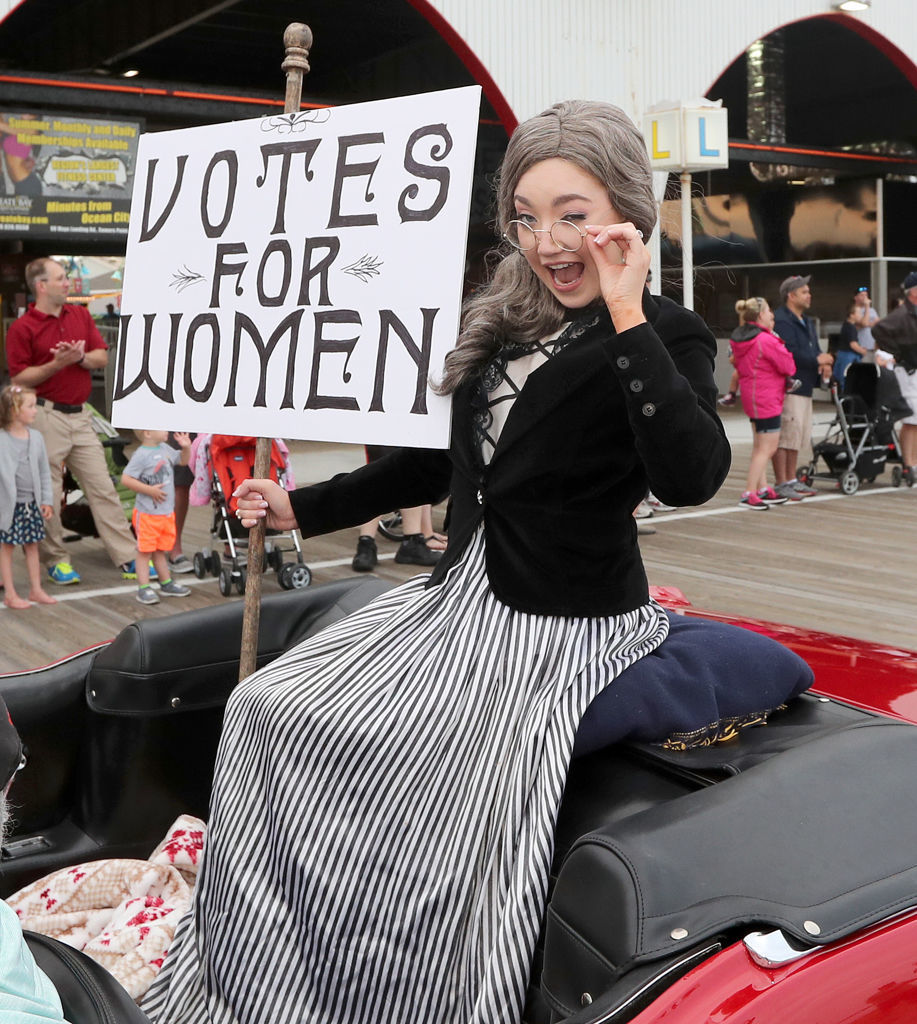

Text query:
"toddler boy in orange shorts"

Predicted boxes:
[[121, 429, 192, 605]]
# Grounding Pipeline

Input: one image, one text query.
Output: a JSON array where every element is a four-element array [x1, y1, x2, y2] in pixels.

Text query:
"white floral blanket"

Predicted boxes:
[[6, 815, 205, 1001]]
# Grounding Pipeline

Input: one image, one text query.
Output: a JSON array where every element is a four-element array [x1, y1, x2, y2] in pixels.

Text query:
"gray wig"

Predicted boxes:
[[437, 100, 656, 394]]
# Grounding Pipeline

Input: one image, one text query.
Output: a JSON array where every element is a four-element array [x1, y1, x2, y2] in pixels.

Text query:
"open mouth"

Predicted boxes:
[[547, 262, 585, 289]]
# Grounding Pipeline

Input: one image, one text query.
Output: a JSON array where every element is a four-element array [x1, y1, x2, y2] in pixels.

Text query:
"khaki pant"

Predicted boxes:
[[35, 405, 137, 569], [776, 393, 813, 456]]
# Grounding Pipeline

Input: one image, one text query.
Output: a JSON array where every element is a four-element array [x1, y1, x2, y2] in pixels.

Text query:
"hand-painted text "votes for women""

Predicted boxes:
[[114, 124, 455, 416]]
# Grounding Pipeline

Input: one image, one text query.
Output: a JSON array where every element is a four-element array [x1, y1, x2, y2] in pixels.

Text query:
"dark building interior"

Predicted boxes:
[[0, 4, 915, 329]]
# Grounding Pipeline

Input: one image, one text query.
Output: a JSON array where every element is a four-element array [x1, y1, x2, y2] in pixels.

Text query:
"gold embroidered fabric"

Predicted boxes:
[[659, 705, 787, 751]]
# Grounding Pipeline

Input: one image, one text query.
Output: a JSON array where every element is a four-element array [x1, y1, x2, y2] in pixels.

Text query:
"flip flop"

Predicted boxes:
[[424, 533, 448, 551]]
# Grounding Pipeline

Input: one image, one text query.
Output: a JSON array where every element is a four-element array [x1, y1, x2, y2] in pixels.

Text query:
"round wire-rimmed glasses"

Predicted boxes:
[[503, 219, 586, 253]]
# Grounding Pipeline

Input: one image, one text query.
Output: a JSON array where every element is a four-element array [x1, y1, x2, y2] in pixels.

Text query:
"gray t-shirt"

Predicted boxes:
[[857, 306, 878, 351], [123, 443, 181, 516]]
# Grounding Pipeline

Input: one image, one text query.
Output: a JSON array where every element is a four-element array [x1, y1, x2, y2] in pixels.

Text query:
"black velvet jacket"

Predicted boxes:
[[290, 292, 730, 617]]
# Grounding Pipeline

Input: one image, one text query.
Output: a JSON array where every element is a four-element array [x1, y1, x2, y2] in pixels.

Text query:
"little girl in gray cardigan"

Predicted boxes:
[[0, 385, 56, 608]]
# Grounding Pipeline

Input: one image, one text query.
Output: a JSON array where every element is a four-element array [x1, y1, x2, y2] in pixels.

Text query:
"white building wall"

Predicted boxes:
[[430, 0, 916, 125], [0, 0, 23, 21]]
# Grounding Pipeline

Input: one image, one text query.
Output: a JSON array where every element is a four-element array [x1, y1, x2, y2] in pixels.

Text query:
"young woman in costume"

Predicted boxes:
[[145, 100, 731, 1024]]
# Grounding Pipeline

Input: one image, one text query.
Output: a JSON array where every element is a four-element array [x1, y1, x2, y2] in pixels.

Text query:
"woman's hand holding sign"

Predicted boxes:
[[233, 479, 297, 531]]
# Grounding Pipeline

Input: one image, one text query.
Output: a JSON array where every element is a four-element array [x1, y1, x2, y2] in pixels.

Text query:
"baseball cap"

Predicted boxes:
[[903, 271, 917, 291], [779, 275, 811, 302]]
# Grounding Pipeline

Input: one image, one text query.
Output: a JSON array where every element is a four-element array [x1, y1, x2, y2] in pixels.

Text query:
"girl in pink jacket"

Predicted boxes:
[[728, 297, 797, 510]]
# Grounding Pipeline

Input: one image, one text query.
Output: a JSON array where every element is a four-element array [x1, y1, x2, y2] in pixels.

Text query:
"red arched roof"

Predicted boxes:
[[406, 0, 517, 136], [824, 12, 917, 88]]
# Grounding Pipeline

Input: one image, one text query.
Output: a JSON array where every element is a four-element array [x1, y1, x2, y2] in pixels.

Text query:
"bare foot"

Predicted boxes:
[[4, 595, 31, 610], [425, 533, 448, 552], [29, 590, 57, 605]]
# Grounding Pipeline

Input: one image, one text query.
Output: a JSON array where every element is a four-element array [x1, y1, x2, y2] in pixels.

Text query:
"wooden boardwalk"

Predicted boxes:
[[2, 412, 915, 673]]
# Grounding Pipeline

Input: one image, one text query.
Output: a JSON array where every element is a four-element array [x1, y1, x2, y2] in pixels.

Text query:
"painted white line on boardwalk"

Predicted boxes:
[[4, 486, 908, 609], [652, 484, 907, 523], [0, 573, 217, 608], [0, 554, 401, 609], [305, 552, 398, 570]]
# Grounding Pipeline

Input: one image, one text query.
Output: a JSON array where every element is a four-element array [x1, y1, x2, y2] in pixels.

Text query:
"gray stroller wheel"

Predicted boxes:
[[218, 566, 233, 597], [840, 470, 859, 495]]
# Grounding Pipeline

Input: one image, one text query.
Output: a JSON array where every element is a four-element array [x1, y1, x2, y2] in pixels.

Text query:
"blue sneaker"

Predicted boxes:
[[47, 561, 80, 585], [158, 579, 191, 597], [120, 560, 159, 581]]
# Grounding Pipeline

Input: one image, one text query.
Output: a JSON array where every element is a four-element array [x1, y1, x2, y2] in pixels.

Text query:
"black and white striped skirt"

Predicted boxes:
[[143, 528, 668, 1024]]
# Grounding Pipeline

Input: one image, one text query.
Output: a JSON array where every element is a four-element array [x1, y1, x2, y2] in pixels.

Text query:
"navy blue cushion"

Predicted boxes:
[[573, 612, 814, 758]]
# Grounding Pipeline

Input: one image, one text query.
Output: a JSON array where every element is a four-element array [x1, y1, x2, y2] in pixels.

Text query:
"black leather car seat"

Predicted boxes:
[[25, 931, 151, 1023]]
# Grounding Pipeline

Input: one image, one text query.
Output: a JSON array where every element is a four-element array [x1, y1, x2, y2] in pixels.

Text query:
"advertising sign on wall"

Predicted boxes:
[[112, 86, 481, 448], [0, 110, 141, 239]]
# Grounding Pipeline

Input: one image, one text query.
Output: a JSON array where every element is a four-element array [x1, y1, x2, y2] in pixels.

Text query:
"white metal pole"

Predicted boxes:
[[649, 225, 661, 296], [649, 171, 667, 296], [680, 171, 693, 310], [875, 176, 887, 316]]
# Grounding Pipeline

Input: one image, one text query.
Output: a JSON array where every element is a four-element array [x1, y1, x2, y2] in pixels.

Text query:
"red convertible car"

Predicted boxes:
[[1, 577, 915, 1023]]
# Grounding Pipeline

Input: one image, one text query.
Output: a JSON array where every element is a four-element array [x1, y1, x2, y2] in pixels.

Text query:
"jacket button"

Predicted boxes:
[[616, 355, 630, 370], [642, 402, 656, 417], [629, 379, 644, 393], [476, 489, 483, 504]]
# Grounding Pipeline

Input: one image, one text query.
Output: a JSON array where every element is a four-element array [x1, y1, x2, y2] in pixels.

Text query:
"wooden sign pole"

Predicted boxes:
[[238, 22, 313, 682]]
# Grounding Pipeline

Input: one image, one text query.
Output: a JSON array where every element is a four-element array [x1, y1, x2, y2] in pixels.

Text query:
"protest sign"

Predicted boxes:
[[112, 85, 481, 448]]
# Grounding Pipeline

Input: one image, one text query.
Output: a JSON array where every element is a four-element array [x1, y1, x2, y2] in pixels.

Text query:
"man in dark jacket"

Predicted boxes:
[[873, 271, 917, 479], [772, 275, 834, 500]]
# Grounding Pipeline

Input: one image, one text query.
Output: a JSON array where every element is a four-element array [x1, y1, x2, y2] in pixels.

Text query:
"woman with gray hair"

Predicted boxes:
[[146, 100, 730, 1024]]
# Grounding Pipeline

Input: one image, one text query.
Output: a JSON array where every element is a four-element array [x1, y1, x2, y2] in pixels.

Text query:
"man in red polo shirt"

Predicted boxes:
[[6, 257, 139, 584]]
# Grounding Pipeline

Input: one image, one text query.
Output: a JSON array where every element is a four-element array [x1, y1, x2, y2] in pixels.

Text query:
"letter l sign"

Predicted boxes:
[[698, 116, 719, 158], [651, 120, 670, 160]]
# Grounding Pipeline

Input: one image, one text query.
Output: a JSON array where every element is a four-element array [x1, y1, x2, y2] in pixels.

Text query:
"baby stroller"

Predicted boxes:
[[799, 362, 912, 494], [193, 435, 312, 597]]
